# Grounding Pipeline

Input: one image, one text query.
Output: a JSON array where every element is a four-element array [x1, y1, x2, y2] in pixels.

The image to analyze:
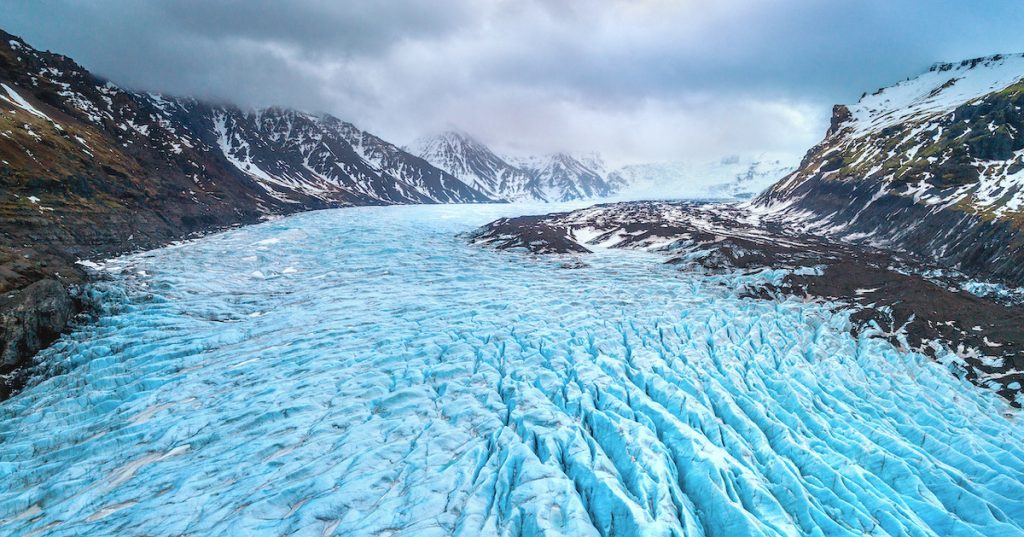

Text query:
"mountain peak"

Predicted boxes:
[[928, 53, 1024, 74], [409, 130, 541, 201], [757, 49, 1024, 286], [437, 129, 477, 143], [846, 53, 1024, 137], [409, 130, 486, 159], [520, 152, 618, 202], [411, 132, 625, 202]]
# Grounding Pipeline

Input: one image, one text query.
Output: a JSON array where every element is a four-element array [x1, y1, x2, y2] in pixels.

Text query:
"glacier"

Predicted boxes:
[[1, 204, 1023, 537]]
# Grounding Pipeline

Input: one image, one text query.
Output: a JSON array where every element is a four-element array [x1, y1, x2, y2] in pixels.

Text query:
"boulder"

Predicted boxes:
[[0, 279, 78, 399]]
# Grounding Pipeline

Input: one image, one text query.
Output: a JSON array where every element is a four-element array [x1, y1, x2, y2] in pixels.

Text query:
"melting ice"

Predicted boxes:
[[1, 205, 1023, 537]]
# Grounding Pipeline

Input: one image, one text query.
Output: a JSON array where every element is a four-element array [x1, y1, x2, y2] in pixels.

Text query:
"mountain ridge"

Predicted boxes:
[[412, 129, 794, 202], [754, 51, 1024, 285], [407, 130, 542, 201], [411, 130, 622, 202]]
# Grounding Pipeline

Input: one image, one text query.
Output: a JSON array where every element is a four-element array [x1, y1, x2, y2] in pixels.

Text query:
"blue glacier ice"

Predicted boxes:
[[1, 204, 1023, 536]]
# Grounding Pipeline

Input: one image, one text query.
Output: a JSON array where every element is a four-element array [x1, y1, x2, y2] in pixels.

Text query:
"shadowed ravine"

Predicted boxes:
[[1, 205, 1022, 537]]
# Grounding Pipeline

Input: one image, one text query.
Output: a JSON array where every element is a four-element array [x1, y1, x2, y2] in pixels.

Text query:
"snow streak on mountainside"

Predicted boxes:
[[516, 152, 622, 202], [755, 54, 1024, 285], [1, 205, 1022, 537], [0, 29, 491, 254], [412, 131, 622, 202], [608, 156, 796, 200], [409, 131, 540, 201]]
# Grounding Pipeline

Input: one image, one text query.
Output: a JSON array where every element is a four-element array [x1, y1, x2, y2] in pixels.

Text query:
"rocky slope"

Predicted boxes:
[[203, 108, 490, 207], [0, 29, 493, 397], [755, 54, 1024, 286]]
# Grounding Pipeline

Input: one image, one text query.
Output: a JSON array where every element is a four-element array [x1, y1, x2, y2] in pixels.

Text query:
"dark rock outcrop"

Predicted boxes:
[[467, 213, 591, 254], [0, 279, 78, 399]]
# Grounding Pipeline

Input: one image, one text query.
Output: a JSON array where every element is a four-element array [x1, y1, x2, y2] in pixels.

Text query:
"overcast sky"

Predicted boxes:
[[3, 0, 1024, 164]]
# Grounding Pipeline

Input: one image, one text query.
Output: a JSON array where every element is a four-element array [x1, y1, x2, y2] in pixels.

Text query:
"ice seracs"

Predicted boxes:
[[470, 200, 1024, 403], [1, 205, 1022, 536]]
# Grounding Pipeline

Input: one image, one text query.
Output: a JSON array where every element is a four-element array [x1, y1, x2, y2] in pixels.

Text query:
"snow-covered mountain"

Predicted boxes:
[[0, 29, 491, 218], [0, 31, 500, 261], [608, 155, 796, 200], [407, 131, 538, 201], [412, 131, 622, 202], [755, 53, 1024, 285], [412, 130, 799, 203], [512, 152, 621, 202], [198, 108, 490, 206]]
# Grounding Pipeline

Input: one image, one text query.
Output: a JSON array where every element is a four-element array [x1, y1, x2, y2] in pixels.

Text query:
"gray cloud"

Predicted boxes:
[[3, 0, 1023, 163]]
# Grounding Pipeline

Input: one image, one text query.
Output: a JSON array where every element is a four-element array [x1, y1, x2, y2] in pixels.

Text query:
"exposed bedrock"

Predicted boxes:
[[0, 279, 79, 399], [759, 176, 1024, 287]]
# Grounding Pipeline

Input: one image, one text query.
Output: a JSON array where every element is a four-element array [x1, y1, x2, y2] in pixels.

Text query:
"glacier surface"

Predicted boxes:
[[1, 204, 1023, 537]]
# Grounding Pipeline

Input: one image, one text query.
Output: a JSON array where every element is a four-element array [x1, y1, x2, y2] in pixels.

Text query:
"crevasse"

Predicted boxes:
[[0, 204, 1022, 537]]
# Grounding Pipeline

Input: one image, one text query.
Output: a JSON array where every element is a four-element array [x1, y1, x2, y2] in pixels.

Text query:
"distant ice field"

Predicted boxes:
[[1, 204, 1022, 537]]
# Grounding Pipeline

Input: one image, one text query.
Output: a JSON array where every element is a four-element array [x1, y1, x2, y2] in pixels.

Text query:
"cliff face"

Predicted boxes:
[[755, 55, 1024, 285], [0, 30, 495, 396]]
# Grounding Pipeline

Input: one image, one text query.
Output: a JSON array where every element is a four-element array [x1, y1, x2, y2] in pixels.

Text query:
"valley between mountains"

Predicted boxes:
[[1, 21, 1024, 537], [0, 28, 790, 396]]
